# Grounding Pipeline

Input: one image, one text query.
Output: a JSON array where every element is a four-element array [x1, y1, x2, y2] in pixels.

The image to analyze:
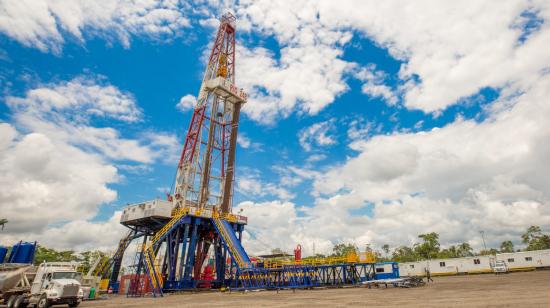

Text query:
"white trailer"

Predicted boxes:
[[496, 249, 550, 271], [454, 256, 494, 274], [398, 256, 494, 276], [398, 249, 550, 277], [398, 262, 426, 277]]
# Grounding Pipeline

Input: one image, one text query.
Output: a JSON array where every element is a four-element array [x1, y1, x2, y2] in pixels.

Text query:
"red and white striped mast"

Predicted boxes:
[[170, 13, 247, 214]]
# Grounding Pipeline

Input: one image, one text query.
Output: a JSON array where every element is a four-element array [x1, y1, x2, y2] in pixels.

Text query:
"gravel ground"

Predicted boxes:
[[81, 270, 550, 307]]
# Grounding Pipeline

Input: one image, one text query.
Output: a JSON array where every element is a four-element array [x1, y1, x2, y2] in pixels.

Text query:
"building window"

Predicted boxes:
[[375, 267, 385, 273], [410, 264, 415, 269], [439, 262, 446, 267], [507, 258, 514, 263], [525, 257, 532, 262], [474, 259, 481, 265]]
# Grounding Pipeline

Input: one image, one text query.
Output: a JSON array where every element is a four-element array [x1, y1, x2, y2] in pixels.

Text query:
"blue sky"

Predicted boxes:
[[1, 1, 550, 255]]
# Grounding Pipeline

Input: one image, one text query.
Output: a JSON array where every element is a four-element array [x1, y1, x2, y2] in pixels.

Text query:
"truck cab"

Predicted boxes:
[[30, 262, 83, 307]]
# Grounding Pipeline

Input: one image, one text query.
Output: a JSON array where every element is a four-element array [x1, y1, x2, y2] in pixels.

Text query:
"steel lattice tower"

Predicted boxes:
[[170, 13, 247, 214]]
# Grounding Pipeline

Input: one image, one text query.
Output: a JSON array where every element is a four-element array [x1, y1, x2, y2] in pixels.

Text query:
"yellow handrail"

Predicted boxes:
[[144, 207, 191, 290], [213, 217, 246, 268], [261, 251, 376, 268]]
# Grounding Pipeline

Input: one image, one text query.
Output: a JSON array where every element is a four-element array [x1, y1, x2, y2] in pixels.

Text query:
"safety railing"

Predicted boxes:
[[261, 252, 376, 269], [212, 209, 239, 222], [212, 216, 247, 268], [143, 245, 162, 291], [143, 206, 192, 293]]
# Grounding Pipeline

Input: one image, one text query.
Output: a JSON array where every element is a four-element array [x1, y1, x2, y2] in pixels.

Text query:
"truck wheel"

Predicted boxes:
[[36, 295, 50, 308], [14, 295, 28, 308], [6, 295, 17, 308], [68, 302, 80, 307]]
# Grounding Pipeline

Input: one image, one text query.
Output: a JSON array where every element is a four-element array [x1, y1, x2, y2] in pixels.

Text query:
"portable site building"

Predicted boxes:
[[496, 249, 550, 271], [398, 249, 550, 277], [399, 255, 495, 276]]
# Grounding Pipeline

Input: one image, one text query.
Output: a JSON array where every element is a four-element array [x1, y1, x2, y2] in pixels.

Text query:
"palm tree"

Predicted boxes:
[[457, 242, 473, 257], [0, 218, 7, 230]]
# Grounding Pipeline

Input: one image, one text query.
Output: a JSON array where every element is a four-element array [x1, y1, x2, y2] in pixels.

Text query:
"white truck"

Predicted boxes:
[[1, 262, 83, 308]]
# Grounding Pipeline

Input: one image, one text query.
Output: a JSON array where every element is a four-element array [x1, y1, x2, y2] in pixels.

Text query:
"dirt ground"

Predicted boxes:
[[82, 270, 550, 307]]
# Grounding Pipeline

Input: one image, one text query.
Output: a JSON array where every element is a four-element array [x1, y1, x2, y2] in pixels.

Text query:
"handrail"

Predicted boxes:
[[212, 216, 247, 268], [144, 207, 191, 291], [261, 252, 376, 268]]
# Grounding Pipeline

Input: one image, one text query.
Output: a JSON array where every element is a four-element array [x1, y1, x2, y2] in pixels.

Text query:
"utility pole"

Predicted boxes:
[[480, 230, 487, 251]]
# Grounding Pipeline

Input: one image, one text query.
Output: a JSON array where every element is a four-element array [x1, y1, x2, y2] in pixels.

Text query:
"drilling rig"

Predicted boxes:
[[101, 13, 387, 297], [113, 13, 250, 296]]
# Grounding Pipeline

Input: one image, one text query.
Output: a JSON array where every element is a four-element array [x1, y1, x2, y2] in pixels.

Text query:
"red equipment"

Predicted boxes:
[[294, 244, 302, 262]]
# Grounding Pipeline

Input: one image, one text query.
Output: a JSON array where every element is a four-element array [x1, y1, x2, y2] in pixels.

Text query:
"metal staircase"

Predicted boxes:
[[142, 207, 190, 296], [96, 230, 134, 279], [211, 216, 251, 269]]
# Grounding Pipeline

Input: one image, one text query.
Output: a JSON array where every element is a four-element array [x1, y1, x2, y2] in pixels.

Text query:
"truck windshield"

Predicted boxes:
[[52, 272, 81, 280]]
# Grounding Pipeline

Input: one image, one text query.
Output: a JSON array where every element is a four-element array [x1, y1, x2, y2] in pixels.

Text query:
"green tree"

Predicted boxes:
[[521, 226, 550, 251], [34, 246, 79, 265], [0, 218, 7, 230], [331, 243, 358, 257], [479, 248, 498, 256], [414, 232, 440, 259], [77, 251, 108, 274], [439, 245, 459, 258], [391, 246, 418, 262], [500, 240, 514, 253], [457, 242, 473, 257], [522, 226, 542, 244], [382, 244, 390, 257]]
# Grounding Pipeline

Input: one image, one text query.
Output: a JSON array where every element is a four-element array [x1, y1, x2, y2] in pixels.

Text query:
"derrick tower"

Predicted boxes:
[[171, 12, 247, 214], [116, 13, 250, 297]]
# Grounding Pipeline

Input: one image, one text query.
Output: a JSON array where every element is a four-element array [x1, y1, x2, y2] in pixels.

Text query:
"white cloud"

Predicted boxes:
[[142, 131, 181, 164], [354, 64, 398, 105], [298, 120, 337, 151], [0, 76, 177, 251], [0, 122, 118, 235], [238, 45, 353, 124], [306, 154, 327, 163], [232, 0, 550, 122], [237, 132, 251, 148], [308, 73, 550, 250], [237, 171, 295, 200], [347, 118, 372, 141], [24, 211, 126, 251], [0, 0, 191, 54], [5, 76, 157, 163], [315, 0, 550, 112], [7, 76, 142, 122], [176, 94, 196, 111], [237, 132, 262, 151]]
